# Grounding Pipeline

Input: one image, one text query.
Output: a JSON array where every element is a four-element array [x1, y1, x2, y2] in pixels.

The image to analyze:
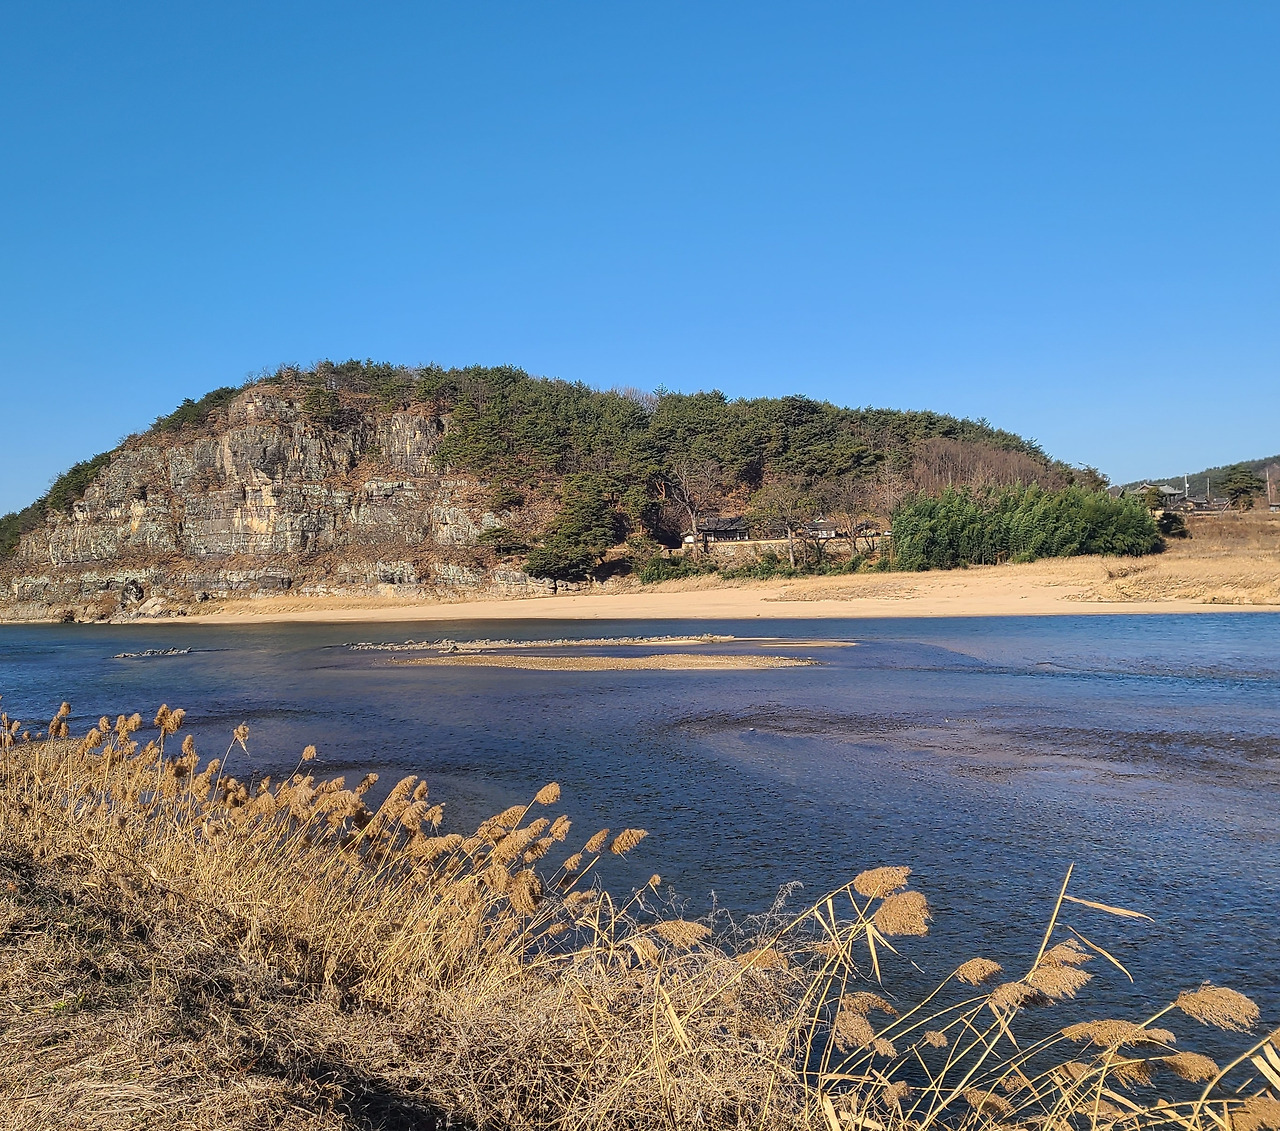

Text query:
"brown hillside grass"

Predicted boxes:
[[1078, 513, 1280, 605], [0, 703, 1275, 1130]]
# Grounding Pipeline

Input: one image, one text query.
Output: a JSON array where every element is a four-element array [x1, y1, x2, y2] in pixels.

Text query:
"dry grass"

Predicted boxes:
[[0, 703, 1275, 1130], [780, 514, 1280, 610], [1078, 513, 1280, 606]]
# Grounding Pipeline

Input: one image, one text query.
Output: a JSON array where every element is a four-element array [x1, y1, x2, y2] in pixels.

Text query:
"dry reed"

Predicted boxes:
[[0, 703, 1274, 1131]]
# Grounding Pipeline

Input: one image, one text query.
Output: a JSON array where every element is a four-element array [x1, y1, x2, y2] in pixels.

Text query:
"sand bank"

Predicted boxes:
[[185, 553, 1279, 626], [347, 634, 734, 651], [390, 652, 814, 671]]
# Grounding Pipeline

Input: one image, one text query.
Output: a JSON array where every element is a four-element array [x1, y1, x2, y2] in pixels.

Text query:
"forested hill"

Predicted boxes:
[[1121, 454, 1279, 496], [1, 361, 1102, 570]]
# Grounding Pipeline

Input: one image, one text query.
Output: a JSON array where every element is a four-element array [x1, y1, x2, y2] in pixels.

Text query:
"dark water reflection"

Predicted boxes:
[[2, 613, 1277, 1033]]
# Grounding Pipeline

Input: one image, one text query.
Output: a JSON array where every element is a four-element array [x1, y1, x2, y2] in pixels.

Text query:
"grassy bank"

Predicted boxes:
[[1075, 512, 1280, 606], [0, 705, 1275, 1130]]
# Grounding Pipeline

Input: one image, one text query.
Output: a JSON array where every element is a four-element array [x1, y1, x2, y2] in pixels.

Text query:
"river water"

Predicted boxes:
[[2, 613, 1277, 1030]]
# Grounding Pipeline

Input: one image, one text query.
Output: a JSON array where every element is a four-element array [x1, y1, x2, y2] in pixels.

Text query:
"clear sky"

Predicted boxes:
[[2, 2, 1277, 512]]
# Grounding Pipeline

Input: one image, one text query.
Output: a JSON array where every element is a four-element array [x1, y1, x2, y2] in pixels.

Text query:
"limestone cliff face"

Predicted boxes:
[[4, 388, 556, 620]]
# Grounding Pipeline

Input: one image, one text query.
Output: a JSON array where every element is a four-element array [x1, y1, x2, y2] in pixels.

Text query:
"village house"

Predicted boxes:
[[802, 517, 843, 541], [682, 516, 750, 548], [1130, 483, 1184, 506]]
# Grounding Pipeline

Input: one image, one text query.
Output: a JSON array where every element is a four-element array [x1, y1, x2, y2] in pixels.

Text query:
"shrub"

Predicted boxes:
[[489, 483, 526, 512], [0, 507, 38, 559], [637, 554, 718, 584], [45, 452, 114, 513], [524, 538, 598, 582], [302, 384, 341, 427], [720, 551, 797, 581], [478, 527, 530, 556], [718, 552, 864, 581], [890, 486, 1163, 571]]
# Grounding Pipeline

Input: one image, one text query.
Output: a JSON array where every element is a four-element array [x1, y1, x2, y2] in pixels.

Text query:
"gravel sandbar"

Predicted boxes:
[[391, 653, 815, 671]]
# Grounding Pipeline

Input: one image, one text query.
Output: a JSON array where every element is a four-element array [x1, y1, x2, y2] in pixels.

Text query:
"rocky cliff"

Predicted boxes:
[[3, 387, 556, 621]]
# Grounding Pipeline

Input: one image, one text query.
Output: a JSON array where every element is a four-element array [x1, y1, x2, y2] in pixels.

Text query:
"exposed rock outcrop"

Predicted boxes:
[[3, 388, 562, 621]]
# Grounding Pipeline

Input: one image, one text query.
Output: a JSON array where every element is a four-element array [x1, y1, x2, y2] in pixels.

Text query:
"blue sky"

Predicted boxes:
[[2, 2, 1277, 512]]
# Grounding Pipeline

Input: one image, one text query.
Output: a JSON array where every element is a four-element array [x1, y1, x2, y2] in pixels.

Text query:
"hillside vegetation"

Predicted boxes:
[[1, 360, 1121, 581], [890, 486, 1162, 571]]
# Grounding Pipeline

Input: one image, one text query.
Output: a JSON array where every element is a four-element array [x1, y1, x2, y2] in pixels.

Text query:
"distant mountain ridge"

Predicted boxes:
[[1121, 454, 1280, 496]]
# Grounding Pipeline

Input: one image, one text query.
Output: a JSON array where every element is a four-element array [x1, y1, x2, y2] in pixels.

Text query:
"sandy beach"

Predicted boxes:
[[185, 549, 1279, 626]]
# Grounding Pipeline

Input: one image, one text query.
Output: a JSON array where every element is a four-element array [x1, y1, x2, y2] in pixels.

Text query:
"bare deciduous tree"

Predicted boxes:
[[910, 437, 1066, 495], [872, 461, 912, 519], [659, 456, 722, 541], [750, 477, 818, 568], [819, 475, 880, 557]]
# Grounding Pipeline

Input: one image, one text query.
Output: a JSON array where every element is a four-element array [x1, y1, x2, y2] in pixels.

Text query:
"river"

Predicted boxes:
[[2, 613, 1277, 1032]]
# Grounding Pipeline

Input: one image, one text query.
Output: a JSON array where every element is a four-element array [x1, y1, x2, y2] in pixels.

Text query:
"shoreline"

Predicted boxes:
[[4, 548, 1277, 628], [180, 595, 1272, 626], [120, 556, 1280, 624]]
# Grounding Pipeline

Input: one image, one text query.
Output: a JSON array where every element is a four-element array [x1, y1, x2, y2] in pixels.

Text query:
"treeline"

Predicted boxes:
[[889, 486, 1162, 571], [267, 359, 1067, 482], [150, 386, 241, 434]]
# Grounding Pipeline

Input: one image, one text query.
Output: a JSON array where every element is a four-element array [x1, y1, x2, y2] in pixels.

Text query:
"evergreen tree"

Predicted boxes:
[[523, 475, 624, 582], [1221, 465, 1264, 510]]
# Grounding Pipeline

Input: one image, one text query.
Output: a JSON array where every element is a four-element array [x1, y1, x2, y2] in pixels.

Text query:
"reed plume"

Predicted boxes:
[[955, 957, 1001, 985], [652, 919, 712, 950], [872, 889, 930, 936], [1176, 984, 1261, 1031], [609, 828, 648, 855], [853, 865, 911, 898]]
